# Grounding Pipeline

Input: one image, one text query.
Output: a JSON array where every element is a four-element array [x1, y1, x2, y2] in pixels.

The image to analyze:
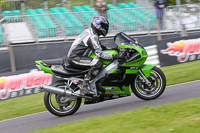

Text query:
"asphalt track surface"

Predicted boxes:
[[1, 80, 200, 133]]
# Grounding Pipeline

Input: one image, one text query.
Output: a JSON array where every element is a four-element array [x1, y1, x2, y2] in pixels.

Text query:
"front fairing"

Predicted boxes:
[[114, 32, 148, 67], [119, 44, 147, 67], [90, 32, 148, 72]]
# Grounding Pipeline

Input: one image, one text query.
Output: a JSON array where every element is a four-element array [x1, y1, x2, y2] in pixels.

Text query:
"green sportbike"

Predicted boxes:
[[35, 32, 166, 116]]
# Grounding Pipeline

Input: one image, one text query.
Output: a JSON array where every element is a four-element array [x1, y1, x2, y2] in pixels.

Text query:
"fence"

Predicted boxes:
[[0, 3, 200, 47], [0, 0, 136, 12], [0, 7, 158, 45]]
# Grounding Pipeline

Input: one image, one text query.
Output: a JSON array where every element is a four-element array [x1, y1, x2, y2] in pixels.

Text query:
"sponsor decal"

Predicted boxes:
[[161, 38, 200, 62], [106, 87, 116, 90], [0, 70, 52, 100], [130, 67, 139, 70]]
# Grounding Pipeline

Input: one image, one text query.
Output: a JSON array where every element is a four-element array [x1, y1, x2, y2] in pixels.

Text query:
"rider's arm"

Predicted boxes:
[[88, 35, 113, 60]]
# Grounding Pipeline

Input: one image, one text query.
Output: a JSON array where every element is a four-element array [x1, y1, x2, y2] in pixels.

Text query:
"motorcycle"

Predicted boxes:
[[35, 32, 166, 116]]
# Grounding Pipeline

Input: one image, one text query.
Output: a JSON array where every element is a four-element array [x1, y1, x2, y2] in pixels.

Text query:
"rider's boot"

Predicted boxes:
[[84, 77, 105, 104], [80, 61, 103, 95], [83, 76, 98, 104], [81, 66, 98, 94], [80, 75, 93, 94]]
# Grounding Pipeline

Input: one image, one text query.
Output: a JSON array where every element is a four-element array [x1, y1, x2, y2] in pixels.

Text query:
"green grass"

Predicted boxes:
[[0, 93, 46, 121], [161, 60, 200, 86], [30, 97, 200, 133], [0, 60, 200, 121]]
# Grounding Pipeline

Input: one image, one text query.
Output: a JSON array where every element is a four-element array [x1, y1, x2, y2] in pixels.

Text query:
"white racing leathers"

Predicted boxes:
[[67, 27, 113, 69]]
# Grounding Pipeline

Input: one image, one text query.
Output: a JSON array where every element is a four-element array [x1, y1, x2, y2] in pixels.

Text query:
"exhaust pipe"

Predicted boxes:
[[40, 85, 93, 99]]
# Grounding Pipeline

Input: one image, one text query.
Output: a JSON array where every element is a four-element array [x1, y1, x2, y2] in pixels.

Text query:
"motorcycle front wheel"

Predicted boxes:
[[131, 66, 166, 100], [44, 81, 82, 116]]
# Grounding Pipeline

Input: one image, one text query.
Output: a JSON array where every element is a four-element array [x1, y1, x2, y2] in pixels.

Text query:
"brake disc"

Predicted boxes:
[[144, 74, 158, 93], [137, 74, 158, 93]]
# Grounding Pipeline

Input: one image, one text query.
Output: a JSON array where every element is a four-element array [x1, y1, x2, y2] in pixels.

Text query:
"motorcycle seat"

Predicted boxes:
[[43, 58, 89, 76], [43, 58, 64, 65], [64, 63, 88, 73]]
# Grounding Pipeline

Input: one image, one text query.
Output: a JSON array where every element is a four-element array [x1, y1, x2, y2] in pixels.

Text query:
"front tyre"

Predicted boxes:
[[44, 81, 82, 116], [131, 66, 166, 100]]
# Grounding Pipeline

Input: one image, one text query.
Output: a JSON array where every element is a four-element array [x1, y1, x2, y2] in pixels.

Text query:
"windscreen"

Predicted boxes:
[[114, 32, 141, 47]]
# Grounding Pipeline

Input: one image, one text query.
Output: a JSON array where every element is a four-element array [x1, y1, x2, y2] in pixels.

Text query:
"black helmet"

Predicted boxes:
[[91, 16, 109, 37]]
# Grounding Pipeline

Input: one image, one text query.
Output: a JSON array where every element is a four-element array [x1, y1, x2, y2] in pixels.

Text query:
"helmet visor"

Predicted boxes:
[[100, 22, 109, 36]]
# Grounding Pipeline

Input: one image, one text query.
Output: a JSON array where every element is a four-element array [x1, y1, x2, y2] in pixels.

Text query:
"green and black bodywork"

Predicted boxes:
[[35, 32, 166, 116]]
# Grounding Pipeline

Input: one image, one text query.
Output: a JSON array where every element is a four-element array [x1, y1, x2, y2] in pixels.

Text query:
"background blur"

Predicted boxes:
[[0, 0, 200, 73], [0, 1, 200, 133]]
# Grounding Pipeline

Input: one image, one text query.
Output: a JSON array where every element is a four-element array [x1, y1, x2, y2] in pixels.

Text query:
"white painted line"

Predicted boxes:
[[0, 111, 48, 123], [167, 80, 200, 88]]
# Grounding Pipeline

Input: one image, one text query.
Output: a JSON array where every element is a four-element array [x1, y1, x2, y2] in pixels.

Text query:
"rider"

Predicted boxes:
[[67, 16, 123, 94]]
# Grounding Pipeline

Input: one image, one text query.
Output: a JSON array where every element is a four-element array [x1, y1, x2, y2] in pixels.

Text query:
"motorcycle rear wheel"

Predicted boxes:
[[44, 81, 82, 116], [131, 66, 166, 100]]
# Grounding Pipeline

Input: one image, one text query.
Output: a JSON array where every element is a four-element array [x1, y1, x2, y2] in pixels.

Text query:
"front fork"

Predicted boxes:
[[138, 64, 155, 86], [138, 69, 151, 87]]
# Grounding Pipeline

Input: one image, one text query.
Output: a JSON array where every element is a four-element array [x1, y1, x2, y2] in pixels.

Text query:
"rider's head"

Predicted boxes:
[[91, 16, 109, 37]]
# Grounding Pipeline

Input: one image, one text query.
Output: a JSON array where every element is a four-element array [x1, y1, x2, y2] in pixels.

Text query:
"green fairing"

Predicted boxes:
[[117, 45, 148, 74], [119, 45, 148, 67], [35, 60, 55, 75], [141, 64, 155, 78]]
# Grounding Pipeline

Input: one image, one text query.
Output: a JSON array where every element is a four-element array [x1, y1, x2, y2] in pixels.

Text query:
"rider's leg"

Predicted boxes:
[[68, 57, 104, 103], [68, 56, 97, 68], [69, 56, 103, 81], [68, 56, 103, 92], [84, 60, 103, 82]]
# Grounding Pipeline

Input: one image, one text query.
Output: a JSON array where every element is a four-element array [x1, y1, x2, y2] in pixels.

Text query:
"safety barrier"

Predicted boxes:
[[145, 45, 160, 67]]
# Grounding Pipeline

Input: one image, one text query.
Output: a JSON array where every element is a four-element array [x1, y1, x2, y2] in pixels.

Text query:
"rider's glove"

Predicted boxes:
[[112, 51, 126, 60]]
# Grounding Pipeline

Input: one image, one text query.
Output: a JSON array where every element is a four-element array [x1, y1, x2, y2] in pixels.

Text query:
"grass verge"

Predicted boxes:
[[161, 60, 200, 86], [30, 97, 200, 133], [0, 60, 200, 121]]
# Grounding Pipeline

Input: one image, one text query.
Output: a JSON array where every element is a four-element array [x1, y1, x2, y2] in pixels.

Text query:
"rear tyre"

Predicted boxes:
[[131, 66, 166, 100], [44, 81, 81, 116]]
